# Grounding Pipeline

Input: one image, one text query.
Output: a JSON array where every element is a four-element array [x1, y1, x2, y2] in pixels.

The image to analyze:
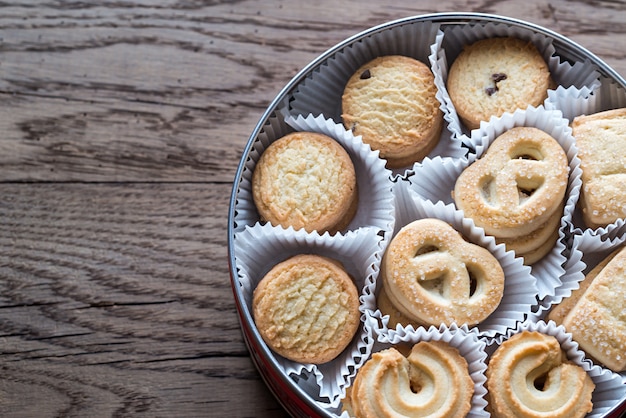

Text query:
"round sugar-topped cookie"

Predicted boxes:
[[447, 37, 553, 130], [252, 254, 361, 364], [252, 132, 358, 234], [342, 55, 443, 168]]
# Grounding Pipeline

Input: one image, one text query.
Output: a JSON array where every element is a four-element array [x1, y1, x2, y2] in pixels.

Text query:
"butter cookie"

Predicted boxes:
[[344, 341, 473, 418], [454, 127, 569, 263], [486, 331, 594, 418], [253, 254, 360, 364], [342, 55, 443, 168], [382, 218, 504, 326], [548, 245, 626, 372], [252, 132, 358, 234], [447, 37, 552, 130], [571, 107, 626, 228]]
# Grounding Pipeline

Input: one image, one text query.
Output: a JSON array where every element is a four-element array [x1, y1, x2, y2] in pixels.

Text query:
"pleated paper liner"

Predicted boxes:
[[368, 180, 536, 344], [487, 320, 626, 418], [289, 20, 440, 122], [431, 20, 602, 142], [232, 113, 395, 239], [408, 106, 581, 300], [234, 224, 383, 409], [285, 20, 467, 178], [339, 324, 489, 418]]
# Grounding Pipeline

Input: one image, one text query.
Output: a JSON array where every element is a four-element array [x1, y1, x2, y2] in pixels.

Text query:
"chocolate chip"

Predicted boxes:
[[360, 69, 371, 80], [485, 86, 498, 96], [492, 73, 507, 83]]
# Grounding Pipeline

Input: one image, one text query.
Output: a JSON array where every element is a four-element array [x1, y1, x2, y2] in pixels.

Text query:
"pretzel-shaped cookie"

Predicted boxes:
[[486, 331, 595, 418], [454, 127, 569, 238], [382, 218, 504, 326], [344, 341, 473, 418]]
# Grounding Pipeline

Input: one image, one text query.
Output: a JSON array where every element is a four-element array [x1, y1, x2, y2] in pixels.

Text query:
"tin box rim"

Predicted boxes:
[[227, 12, 626, 418]]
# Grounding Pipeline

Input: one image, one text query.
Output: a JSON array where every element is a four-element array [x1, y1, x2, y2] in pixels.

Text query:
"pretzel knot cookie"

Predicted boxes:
[[454, 127, 569, 239], [486, 331, 595, 418], [344, 341, 474, 418], [382, 218, 504, 326], [454, 127, 568, 238]]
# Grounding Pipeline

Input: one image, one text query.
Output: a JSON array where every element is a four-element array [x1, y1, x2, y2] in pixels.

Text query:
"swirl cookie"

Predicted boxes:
[[342, 55, 443, 168], [548, 245, 626, 372], [252, 254, 360, 364], [447, 37, 553, 130], [454, 127, 569, 263], [343, 341, 473, 418], [486, 331, 595, 418], [571, 107, 626, 228], [382, 218, 505, 327], [252, 132, 358, 234]]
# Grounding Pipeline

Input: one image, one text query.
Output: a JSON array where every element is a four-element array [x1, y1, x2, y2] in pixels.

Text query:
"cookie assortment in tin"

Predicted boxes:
[[228, 12, 626, 418]]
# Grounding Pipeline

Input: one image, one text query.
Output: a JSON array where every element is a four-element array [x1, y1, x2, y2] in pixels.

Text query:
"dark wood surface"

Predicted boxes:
[[1, 1, 624, 417]]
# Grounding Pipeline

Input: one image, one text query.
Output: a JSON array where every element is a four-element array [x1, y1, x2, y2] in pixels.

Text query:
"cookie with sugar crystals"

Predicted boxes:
[[342, 55, 443, 168], [548, 245, 626, 372], [571, 107, 626, 229], [382, 218, 505, 326], [453, 127, 569, 264]]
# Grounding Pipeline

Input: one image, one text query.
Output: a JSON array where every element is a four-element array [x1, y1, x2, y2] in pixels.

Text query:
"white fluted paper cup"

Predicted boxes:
[[234, 224, 384, 409], [369, 180, 536, 343], [431, 21, 601, 141], [233, 113, 395, 240], [487, 320, 626, 418], [285, 21, 467, 176], [339, 323, 489, 418], [558, 74, 626, 126], [527, 234, 584, 322], [288, 20, 441, 122]]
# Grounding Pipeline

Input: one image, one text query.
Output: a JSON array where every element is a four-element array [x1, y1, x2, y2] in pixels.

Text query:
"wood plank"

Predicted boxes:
[[0, 182, 287, 417], [0, 0, 623, 182]]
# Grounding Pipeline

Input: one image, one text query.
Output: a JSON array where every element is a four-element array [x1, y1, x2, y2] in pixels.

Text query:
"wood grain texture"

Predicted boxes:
[[0, 0, 624, 183], [0, 0, 624, 417], [0, 182, 287, 417]]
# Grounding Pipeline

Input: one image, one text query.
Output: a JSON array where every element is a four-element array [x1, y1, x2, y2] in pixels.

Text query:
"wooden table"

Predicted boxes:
[[1, 1, 624, 417]]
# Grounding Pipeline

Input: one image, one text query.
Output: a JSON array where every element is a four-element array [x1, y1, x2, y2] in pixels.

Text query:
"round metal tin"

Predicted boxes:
[[228, 12, 626, 418]]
